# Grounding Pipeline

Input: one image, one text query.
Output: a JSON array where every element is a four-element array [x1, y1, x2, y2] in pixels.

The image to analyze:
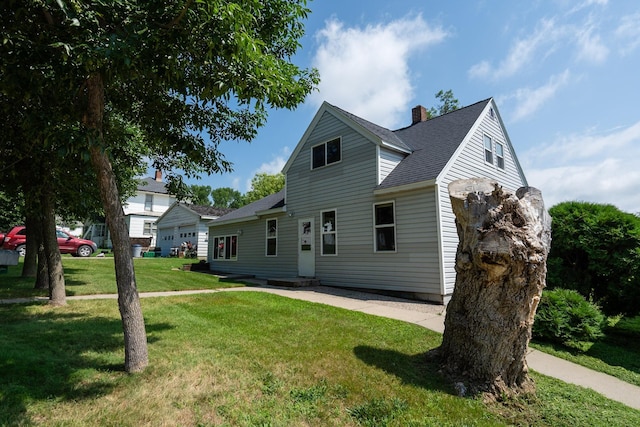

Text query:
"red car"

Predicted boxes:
[[1, 226, 97, 257]]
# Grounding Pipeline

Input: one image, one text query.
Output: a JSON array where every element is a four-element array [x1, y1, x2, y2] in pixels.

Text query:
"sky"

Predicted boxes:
[[180, 0, 640, 214]]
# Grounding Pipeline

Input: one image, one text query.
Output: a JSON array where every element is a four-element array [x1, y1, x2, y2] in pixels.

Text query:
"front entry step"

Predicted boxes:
[[267, 277, 320, 287]]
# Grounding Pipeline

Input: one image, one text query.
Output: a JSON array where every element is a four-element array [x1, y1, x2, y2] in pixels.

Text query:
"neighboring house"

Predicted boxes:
[[207, 98, 527, 303], [155, 202, 234, 258], [84, 171, 176, 248]]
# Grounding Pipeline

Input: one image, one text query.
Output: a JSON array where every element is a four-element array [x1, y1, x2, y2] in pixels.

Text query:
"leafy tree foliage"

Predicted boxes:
[[211, 187, 245, 209], [0, 192, 24, 232], [547, 201, 640, 316], [1, 0, 317, 372], [244, 173, 285, 204], [189, 185, 213, 206], [428, 89, 460, 117]]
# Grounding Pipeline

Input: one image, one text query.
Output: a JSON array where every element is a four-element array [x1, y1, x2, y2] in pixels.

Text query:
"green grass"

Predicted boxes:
[[1, 293, 639, 426], [0, 257, 240, 299]]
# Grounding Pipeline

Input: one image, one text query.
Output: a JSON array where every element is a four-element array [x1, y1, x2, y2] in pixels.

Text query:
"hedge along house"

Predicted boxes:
[[155, 203, 234, 258], [207, 98, 527, 303]]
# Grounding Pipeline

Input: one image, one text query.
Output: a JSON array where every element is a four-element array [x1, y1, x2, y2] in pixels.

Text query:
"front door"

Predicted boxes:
[[298, 218, 315, 277]]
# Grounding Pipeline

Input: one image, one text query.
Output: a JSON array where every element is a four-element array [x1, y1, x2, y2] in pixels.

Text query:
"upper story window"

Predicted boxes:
[[374, 201, 396, 252], [266, 219, 277, 256], [496, 142, 505, 169], [312, 137, 341, 169], [144, 194, 153, 211], [483, 135, 493, 164], [321, 209, 337, 255]]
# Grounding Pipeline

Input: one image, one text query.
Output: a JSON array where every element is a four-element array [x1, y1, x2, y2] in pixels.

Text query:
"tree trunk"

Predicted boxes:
[[41, 185, 66, 305], [83, 72, 149, 373], [433, 178, 551, 399], [23, 210, 39, 278], [34, 211, 49, 290]]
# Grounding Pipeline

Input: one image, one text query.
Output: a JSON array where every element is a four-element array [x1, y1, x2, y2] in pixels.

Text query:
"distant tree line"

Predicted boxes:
[[188, 172, 284, 208]]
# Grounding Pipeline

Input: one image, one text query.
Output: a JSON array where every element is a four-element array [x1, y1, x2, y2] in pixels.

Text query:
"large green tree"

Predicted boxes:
[[1, 0, 317, 372], [211, 187, 245, 209], [548, 201, 640, 316], [189, 185, 213, 206], [244, 172, 285, 204], [429, 89, 460, 117]]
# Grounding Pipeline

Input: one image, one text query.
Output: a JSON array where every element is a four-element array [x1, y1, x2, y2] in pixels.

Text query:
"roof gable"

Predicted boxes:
[[377, 99, 491, 189], [156, 202, 234, 223]]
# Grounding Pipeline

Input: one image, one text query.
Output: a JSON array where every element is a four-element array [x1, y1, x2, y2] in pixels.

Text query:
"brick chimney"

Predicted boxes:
[[412, 105, 429, 124], [154, 170, 162, 182]]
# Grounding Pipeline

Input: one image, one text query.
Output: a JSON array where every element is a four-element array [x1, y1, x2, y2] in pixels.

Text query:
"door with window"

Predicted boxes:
[[298, 218, 315, 277]]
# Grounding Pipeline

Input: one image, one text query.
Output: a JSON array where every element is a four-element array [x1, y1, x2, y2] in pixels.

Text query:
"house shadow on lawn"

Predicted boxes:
[[353, 345, 453, 395], [0, 303, 172, 426]]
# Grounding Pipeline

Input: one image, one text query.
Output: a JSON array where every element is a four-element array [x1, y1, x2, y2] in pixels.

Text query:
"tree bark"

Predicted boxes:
[[83, 72, 149, 373], [23, 210, 39, 278], [41, 183, 66, 305], [433, 178, 551, 399]]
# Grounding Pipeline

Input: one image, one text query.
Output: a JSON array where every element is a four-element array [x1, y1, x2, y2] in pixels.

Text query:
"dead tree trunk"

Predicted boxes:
[[434, 178, 551, 399]]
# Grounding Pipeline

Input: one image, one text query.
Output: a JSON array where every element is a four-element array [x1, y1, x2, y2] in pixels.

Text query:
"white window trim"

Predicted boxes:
[[495, 141, 505, 170], [483, 133, 494, 166], [373, 201, 397, 253], [143, 221, 157, 236], [144, 193, 153, 211], [320, 209, 338, 256], [310, 137, 342, 170], [265, 218, 278, 257]]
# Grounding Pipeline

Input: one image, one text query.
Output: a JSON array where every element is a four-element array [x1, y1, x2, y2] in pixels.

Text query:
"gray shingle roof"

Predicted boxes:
[[211, 189, 285, 223], [331, 105, 412, 151], [137, 177, 170, 194], [188, 205, 234, 218], [377, 98, 491, 189]]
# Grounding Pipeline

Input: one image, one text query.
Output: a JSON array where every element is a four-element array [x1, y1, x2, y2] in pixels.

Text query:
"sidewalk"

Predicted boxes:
[[4, 284, 640, 410]]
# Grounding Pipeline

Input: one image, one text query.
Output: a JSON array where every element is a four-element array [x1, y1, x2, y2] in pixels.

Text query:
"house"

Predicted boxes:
[[84, 171, 176, 249], [155, 202, 234, 258], [207, 98, 527, 303]]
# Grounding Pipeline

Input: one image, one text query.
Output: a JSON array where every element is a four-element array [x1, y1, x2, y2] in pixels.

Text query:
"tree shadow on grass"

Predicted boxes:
[[353, 345, 453, 395], [0, 303, 172, 426]]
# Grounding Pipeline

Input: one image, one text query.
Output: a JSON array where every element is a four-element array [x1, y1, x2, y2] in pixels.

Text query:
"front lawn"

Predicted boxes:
[[1, 293, 639, 426], [0, 257, 239, 299]]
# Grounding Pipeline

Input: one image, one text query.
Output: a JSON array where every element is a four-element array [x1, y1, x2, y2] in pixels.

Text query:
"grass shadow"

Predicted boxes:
[[0, 303, 172, 425], [353, 345, 453, 395]]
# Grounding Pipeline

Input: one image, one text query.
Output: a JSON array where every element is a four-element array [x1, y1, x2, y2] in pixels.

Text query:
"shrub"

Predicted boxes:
[[533, 288, 606, 344]]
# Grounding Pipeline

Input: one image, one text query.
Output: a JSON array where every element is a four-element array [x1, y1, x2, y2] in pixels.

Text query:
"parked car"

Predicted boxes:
[[1, 226, 97, 257]]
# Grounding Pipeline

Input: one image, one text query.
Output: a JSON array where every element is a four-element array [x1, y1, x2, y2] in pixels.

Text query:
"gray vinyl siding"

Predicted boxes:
[[437, 107, 527, 296], [378, 147, 405, 184], [208, 213, 297, 277], [286, 111, 442, 297]]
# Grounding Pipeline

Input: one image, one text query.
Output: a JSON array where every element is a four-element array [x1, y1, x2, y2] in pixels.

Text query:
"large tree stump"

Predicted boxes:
[[434, 178, 551, 399]]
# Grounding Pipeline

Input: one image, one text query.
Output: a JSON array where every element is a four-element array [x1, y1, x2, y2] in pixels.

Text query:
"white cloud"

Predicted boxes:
[[522, 121, 640, 213], [502, 70, 571, 121], [574, 20, 609, 64], [469, 18, 563, 80], [310, 15, 448, 128], [615, 13, 640, 56], [243, 150, 288, 191]]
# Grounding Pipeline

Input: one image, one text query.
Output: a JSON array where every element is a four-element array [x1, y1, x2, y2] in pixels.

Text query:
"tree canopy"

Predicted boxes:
[[244, 173, 285, 204], [429, 89, 460, 117], [211, 187, 245, 209], [1, 0, 318, 372], [547, 201, 640, 316]]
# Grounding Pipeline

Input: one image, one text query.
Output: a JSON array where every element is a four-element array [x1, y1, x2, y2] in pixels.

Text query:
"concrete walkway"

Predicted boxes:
[[4, 284, 640, 410]]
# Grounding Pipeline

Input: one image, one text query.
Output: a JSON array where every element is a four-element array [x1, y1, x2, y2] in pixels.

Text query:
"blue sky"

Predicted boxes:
[[184, 0, 640, 213]]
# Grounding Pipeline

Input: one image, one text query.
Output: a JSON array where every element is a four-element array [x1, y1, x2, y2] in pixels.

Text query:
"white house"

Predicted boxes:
[[84, 171, 176, 249], [206, 99, 527, 303]]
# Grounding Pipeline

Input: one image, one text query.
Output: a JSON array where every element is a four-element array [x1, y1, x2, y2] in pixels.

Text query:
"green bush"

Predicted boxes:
[[533, 288, 606, 344]]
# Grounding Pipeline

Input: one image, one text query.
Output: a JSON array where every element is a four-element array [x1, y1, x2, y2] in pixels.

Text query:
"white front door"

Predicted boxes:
[[298, 218, 315, 277]]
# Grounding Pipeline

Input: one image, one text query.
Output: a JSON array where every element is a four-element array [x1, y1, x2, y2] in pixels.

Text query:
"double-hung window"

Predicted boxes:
[[321, 209, 337, 255], [483, 135, 493, 164], [212, 235, 238, 260], [143, 221, 156, 235], [312, 137, 341, 169], [495, 142, 505, 169], [144, 194, 153, 211], [374, 202, 396, 252], [266, 219, 277, 256]]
